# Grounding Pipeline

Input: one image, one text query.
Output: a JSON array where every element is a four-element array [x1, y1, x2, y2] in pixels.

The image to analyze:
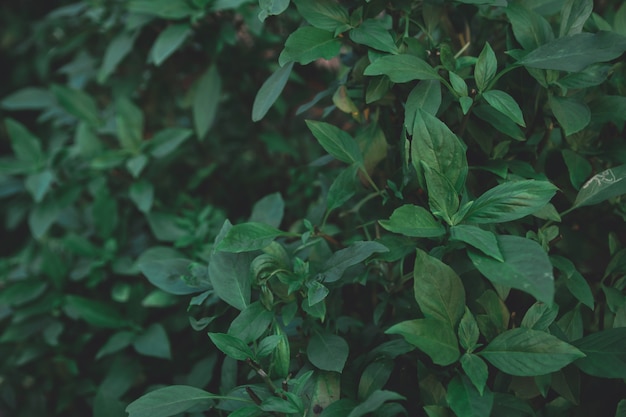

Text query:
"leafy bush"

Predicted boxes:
[[2, 1, 626, 417]]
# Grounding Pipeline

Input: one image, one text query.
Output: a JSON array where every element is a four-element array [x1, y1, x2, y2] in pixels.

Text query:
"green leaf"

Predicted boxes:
[[279, 27, 342, 66], [469, 235, 555, 304], [127, 0, 196, 19], [411, 109, 467, 192], [98, 31, 137, 83], [458, 307, 480, 351], [549, 95, 590, 137], [572, 328, 626, 378], [51, 84, 100, 126], [347, 390, 405, 417], [357, 361, 393, 400], [208, 332, 254, 361], [307, 332, 349, 372], [450, 224, 503, 261], [327, 164, 359, 211], [228, 302, 273, 343], [562, 149, 592, 190], [320, 241, 388, 283], [518, 31, 626, 72], [364, 54, 440, 83], [350, 19, 399, 53], [479, 327, 585, 376], [209, 220, 254, 310], [405, 80, 442, 128], [1, 87, 56, 110], [146, 212, 187, 241], [193, 64, 221, 140], [217, 222, 289, 253], [126, 385, 216, 417], [130, 180, 154, 213], [386, 318, 460, 366], [25, 170, 54, 203], [506, 3, 554, 50], [557, 64, 610, 90], [462, 180, 557, 224], [64, 295, 128, 329], [139, 257, 210, 295], [5, 118, 45, 169], [616, 3, 626, 36], [0, 281, 47, 307], [475, 43, 497, 92], [482, 90, 525, 127], [148, 128, 192, 158], [520, 302, 559, 330], [559, 0, 593, 37], [378, 204, 446, 238], [447, 375, 493, 417], [413, 248, 466, 328], [472, 105, 526, 141], [572, 164, 626, 209], [250, 192, 285, 228], [292, 0, 350, 33], [149, 23, 191, 66], [306, 120, 363, 165], [29, 197, 64, 239], [422, 163, 460, 224], [133, 323, 171, 359], [550, 255, 594, 309], [307, 280, 329, 306], [258, 0, 290, 22], [617, 400, 626, 417], [460, 354, 489, 396], [252, 62, 293, 122], [116, 97, 143, 152]]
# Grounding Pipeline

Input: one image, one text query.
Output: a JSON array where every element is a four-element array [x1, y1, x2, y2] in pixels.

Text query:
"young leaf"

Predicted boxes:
[[447, 374, 493, 417], [479, 328, 585, 376], [468, 235, 555, 304], [228, 302, 273, 343], [378, 204, 446, 238], [148, 128, 193, 158], [1, 87, 55, 110], [571, 328, 626, 378], [217, 222, 289, 253], [572, 164, 626, 209], [278, 27, 341, 66], [422, 163, 460, 224], [549, 95, 591, 136], [520, 302, 559, 330], [327, 164, 359, 211], [550, 255, 594, 309], [320, 241, 388, 283], [130, 180, 154, 213], [472, 105, 526, 141], [347, 390, 406, 417], [386, 318, 460, 366], [458, 307, 480, 351], [475, 43, 497, 92], [252, 62, 293, 122], [306, 120, 363, 165], [4, 118, 45, 169], [363, 54, 440, 83], [307, 332, 349, 372], [518, 32, 626, 72], [358, 361, 394, 400], [460, 354, 489, 397], [208, 332, 254, 361], [126, 385, 217, 417], [139, 258, 210, 295], [350, 19, 399, 53], [461, 180, 558, 224], [413, 248, 466, 328], [292, 0, 350, 34], [193, 64, 221, 140], [405, 80, 442, 128], [149, 23, 191, 66], [64, 295, 128, 329], [559, 0, 593, 37], [450, 224, 503, 261], [482, 90, 525, 127], [562, 149, 592, 190]]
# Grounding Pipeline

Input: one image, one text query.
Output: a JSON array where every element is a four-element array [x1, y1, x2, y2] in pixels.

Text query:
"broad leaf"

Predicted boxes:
[[405, 80, 442, 128], [228, 302, 273, 343], [413, 248, 466, 327], [363, 54, 440, 83], [520, 302, 559, 331], [550, 255, 594, 309], [126, 386, 216, 417], [483, 90, 525, 127], [306, 120, 363, 165], [250, 192, 285, 228], [572, 164, 626, 208], [358, 361, 394, 400], [127, 0, 196, 19], [462, 180, 557, 224], [327, 164, 360, 211], [193, 64, 221, 140], [217, 222, 289, 253], [479, 328, 585, 376], [450, 224, 503, 261], [458, 307, 480, 351], [469, 235, 555, 304], [422, 163, 460, 224], [1, 87, 55, 110], [320, 241, 388, 283], [460, 354, 489, 396], [562, 149, 592, 190], [116, 97, 143, 152], [350, 19, 399, 53], [378, 204, 445, 238], [517, 31, 626, 72], [307, 332, 349, 372], [148, 128, 193, 158], [572, 328, 626, 378], [133, 323, 171, 359], [279, 27, 341, 66], [472, 104, 526, 141], [258, 0, 290, 22], [447, 375, 493, 417], [475, 43, 497, 92], [292, 0, 350, 33], [252, 62, 293, 121], [549, 95, 590, 136], [149, 23, 191, 66], [386, 318, 460, 366], [209, 332, 254, 361], [4, 118, 45, 169]]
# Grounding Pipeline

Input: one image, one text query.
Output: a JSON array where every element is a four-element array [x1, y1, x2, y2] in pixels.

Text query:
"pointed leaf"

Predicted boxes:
[[116, 97, 143, 151], [379, 204, 445, 238], [193, 64, 221, 140], [327, 164, 360, 211], [573, 164, 626, 208], [483, 90, 525, 127], [386, 318, 460, 366], [422, 163, 460, 224], [252, 62, 293, 121], [572, 328, 626, 378], [51, 84, 100, 126], [150, 23, 191, 66], [306, 120, 363, 165], [126, 385, 216, 417], [347, 390, 405, 417], [217, 222, 289, 253], [320, 241, 388, 282], [98, 31, 137, 83], [549, 95, 590, 136], [209, 332, 254, 361], [472, 105, 526, 141], [447, 375, 493, 417], [350, 19, 399, 53], [364, 54, 440, 83], [450, 224, 503, 261], [479, 328, 585, 376], [133, 323, 171, 359], [1, 87, 55, 110], [475, 43, 497, 92], [559, 0, 593, 37], [279, 27, 341, 66], [506, 3, 554, 50], [292, 0, 350, 33]]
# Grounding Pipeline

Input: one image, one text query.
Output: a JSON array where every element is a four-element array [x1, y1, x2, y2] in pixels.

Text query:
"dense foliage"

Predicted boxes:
[[1, 0, 626, 416]]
